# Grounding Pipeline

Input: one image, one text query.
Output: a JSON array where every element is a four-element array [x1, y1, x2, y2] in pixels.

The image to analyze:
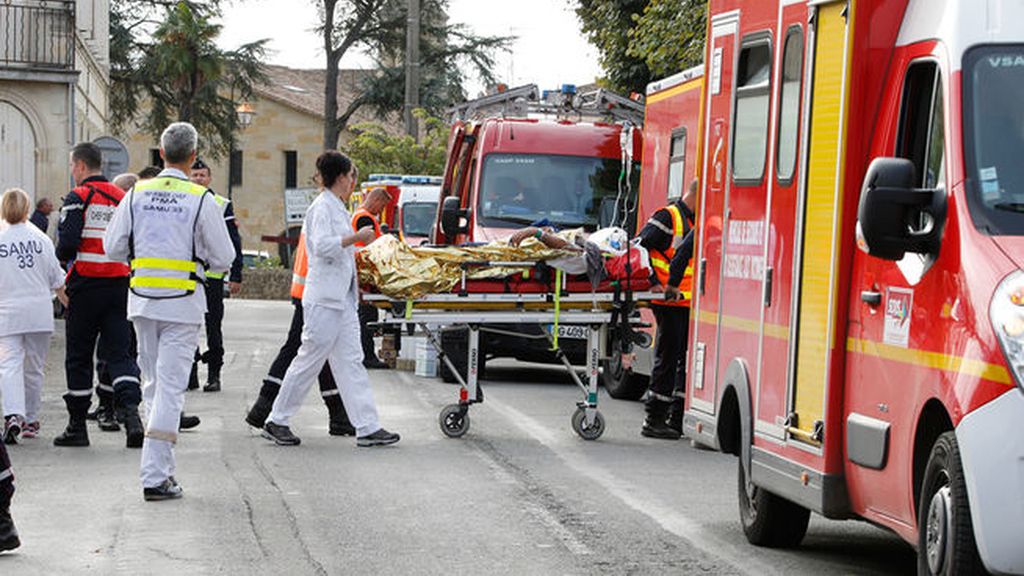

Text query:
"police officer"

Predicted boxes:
[[245, 222, 355, 436], [54, 143, 144, 448], [104, 122, 235, 500], [638, 181, 697, 439], [187, 159, 243, 392], [352, 187, 392, 369]]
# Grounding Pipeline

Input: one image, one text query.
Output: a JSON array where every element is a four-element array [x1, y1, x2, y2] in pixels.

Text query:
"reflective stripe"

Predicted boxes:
[[134, 177, 208, 197], [264, 376, 283, 385], [66, 389, 93, 397], [61, 204, 82, 213], [651, 257, 670, 272], [112, 375, 139, 385], [292, 274, 306, 285], [130, 277, 197, 291], [0, 468, 11, 482], [81, 228, 106, 239], [207, 271, 225, 280], [649, 391, 674, 402], [321, 389, 340, 397], [131, 258, 197, 273], [96, 384, 114, 392], [76, 252, 117, 264], [647, 218, 673, 235]]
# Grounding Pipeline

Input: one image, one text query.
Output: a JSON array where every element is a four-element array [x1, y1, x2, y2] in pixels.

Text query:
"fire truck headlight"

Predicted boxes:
[[992, 270, 1024, 389]]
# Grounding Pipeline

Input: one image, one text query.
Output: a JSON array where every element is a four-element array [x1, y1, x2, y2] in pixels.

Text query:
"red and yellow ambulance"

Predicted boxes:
[[682, 1, 1024, 573]]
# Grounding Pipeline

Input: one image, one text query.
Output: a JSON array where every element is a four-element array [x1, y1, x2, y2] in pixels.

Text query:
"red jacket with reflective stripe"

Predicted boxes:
[[69, 181, 130, 278]]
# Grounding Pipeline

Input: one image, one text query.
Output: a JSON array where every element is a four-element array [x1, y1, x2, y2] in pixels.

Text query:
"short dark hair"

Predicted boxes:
[[192, 158, 210, 173], [316, 150, 353, 189], [36, 197, 50, 209], [138, 166, 162, 180], [71, 142, 103, 170]]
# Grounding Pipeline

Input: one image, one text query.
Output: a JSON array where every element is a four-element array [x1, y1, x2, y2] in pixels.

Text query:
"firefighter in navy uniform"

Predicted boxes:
[[637, 181, 697, 439], [54, 143, 144, 448], [186, 159, 243, 392], [352, 187, 392, 369]]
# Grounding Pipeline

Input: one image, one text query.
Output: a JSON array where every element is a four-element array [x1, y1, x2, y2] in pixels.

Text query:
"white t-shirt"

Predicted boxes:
[[0, 222, 64, 336]]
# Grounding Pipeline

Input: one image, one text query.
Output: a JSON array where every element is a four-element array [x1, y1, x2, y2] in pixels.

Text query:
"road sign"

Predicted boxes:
[[93, 136, 130, 180], [284, 187, 319, 224]]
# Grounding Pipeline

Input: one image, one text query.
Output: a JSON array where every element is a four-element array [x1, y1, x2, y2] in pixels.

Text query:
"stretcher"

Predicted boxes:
[[367, 261, 658, 440]]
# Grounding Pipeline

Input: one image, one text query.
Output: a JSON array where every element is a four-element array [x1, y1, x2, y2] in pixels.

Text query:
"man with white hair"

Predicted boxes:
[[104, 122, 235, 500]]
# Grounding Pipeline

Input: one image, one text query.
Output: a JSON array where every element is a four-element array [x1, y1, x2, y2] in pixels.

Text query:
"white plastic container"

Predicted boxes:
[[415, 340, 438, 377]]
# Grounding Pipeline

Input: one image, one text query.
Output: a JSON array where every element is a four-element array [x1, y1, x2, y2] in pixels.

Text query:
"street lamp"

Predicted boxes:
[[227, 102, 256, 200]]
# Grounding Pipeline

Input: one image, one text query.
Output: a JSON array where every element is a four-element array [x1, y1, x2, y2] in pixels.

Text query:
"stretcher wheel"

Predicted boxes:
[[571, 407, 605, 441], [439, 404, 470, 438]]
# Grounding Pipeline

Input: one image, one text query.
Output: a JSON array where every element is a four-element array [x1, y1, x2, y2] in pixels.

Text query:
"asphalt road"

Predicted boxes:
[[1, 299, 916, 575]]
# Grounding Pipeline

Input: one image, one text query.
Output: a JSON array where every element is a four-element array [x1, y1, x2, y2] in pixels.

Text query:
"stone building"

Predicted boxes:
[[122, 64, 399, 257], [0, 0, 111, 214]]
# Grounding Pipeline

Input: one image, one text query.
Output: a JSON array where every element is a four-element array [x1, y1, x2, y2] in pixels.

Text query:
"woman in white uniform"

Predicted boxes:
[[263, 151, 400, 447], [0, 188, 67, 444]]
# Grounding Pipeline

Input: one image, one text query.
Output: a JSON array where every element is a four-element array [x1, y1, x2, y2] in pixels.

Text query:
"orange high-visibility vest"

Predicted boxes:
[[69, 182, 131, 278], [650, 204, 694, 308], [350, 207, 382, 248], [290, 232, 308, 300]]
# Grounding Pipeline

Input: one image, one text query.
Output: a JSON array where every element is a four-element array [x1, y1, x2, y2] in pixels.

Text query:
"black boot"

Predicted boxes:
[[246, 382, 279, 429], [179, 413, 201, 430], [119, 405, 144, 449], [0, 498, 19, 553], [203, 363, 221, 392], [97, 403, 121, 432], [53, 418, 89, 447], [667, 397, 684, 435], [324, 394, 355, 436], [641, 398, 680, 440]]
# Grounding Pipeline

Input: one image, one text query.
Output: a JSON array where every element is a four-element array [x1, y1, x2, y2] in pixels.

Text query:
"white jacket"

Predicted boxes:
[[103, 168, 236, 324], [302, 190, 359, 311], [0, 223, 64, 336]]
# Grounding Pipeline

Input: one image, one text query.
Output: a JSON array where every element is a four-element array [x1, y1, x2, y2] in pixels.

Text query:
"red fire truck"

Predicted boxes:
[[604, 65, 705, 399], [432, 84, 645, 380], [682, 0, 1024, 574]]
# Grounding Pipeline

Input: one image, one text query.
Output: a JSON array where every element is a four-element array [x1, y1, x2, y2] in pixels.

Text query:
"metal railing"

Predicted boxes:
[[0, 1, 75, 71]]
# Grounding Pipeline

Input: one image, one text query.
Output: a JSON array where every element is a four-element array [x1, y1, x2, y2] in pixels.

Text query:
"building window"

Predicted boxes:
[[230, 150, 243, 186], [732, 36, 772, 183], [149, 149, 164, 168], [284, 151, 298, 188], [667, 128, 687, 200], [776, 27, 804, 183]]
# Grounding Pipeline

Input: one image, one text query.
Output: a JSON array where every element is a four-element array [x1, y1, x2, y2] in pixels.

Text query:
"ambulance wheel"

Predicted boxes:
[[571, 407, 605, 441], [439, 404, 470, 438], [917, 432, 984, 576], [738, 458, 809, 548], [601, 336, 648, 400]]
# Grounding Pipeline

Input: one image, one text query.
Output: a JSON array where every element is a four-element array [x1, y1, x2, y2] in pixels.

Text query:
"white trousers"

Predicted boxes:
[[268, 303, 381, 437], [0, 332, 50, 423], [133, 317, 199, 488]]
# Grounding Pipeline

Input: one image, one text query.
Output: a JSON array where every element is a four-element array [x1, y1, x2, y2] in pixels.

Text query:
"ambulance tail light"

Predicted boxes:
[[991, 270, 1024, 391]]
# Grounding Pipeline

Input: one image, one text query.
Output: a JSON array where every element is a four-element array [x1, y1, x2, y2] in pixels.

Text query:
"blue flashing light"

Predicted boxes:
[[561, 84, 577, 95]]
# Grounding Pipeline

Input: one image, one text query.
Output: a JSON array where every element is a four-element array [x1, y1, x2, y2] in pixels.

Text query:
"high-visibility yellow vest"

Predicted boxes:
[[650, 203, 694, 307], [128, 177, 210, 299]]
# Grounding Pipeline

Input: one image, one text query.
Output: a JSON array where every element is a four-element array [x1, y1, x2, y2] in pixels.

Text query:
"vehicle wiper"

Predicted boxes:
[[993, 202, 1024, 213], [493, 215, 541, 226]]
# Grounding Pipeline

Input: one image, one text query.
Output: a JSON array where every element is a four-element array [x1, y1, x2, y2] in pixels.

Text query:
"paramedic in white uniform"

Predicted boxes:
[[104, 122, 235, 500], [262, 150, 400, 448], [0, 188, 66, 444]]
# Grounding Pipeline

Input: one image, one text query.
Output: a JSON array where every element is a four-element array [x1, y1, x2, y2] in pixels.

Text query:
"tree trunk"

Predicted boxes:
[[322, 0, 341, 150]]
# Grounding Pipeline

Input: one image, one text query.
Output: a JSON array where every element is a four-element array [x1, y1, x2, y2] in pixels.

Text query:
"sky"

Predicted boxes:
[[216, 0, 604, 95]]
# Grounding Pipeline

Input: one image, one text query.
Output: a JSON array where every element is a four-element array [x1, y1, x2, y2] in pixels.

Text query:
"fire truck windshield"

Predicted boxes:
[[477, 153, 640, 230], [964, 45, 1024, 234]]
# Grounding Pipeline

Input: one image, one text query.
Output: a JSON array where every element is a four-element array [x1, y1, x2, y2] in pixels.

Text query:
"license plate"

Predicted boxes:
[[551, 324, 588, 340]]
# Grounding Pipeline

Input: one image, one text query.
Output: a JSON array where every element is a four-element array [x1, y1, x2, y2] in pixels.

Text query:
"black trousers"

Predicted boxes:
[[259, 299, 349, 422], [201, 277, 225, 373], [64, 278, 141, 417], [358, 303, 380, 362], [647, 305, 690, 413], [96, 323, 138, 407], [0, 441, 12, 505]]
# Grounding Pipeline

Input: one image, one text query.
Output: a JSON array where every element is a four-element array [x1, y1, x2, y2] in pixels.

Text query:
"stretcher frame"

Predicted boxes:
[[366, 285, 660, 441]]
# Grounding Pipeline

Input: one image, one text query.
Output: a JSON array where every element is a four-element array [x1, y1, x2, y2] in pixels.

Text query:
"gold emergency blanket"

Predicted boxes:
[[356, 232, 582, 299]]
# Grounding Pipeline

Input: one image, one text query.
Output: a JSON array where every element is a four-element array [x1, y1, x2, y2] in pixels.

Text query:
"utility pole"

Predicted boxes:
[[404, 0, 421, 139]]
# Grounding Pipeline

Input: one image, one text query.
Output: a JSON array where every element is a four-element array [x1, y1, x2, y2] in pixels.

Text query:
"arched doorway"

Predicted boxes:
[[0, 101, 37, 200]]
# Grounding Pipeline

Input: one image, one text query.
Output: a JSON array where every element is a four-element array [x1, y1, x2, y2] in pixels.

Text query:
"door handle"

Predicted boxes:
[[861, 291, 882, 306]]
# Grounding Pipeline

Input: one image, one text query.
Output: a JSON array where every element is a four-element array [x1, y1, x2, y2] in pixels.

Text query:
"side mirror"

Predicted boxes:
[[440, 196, 469, 238], [856, 157, 946, 261]]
